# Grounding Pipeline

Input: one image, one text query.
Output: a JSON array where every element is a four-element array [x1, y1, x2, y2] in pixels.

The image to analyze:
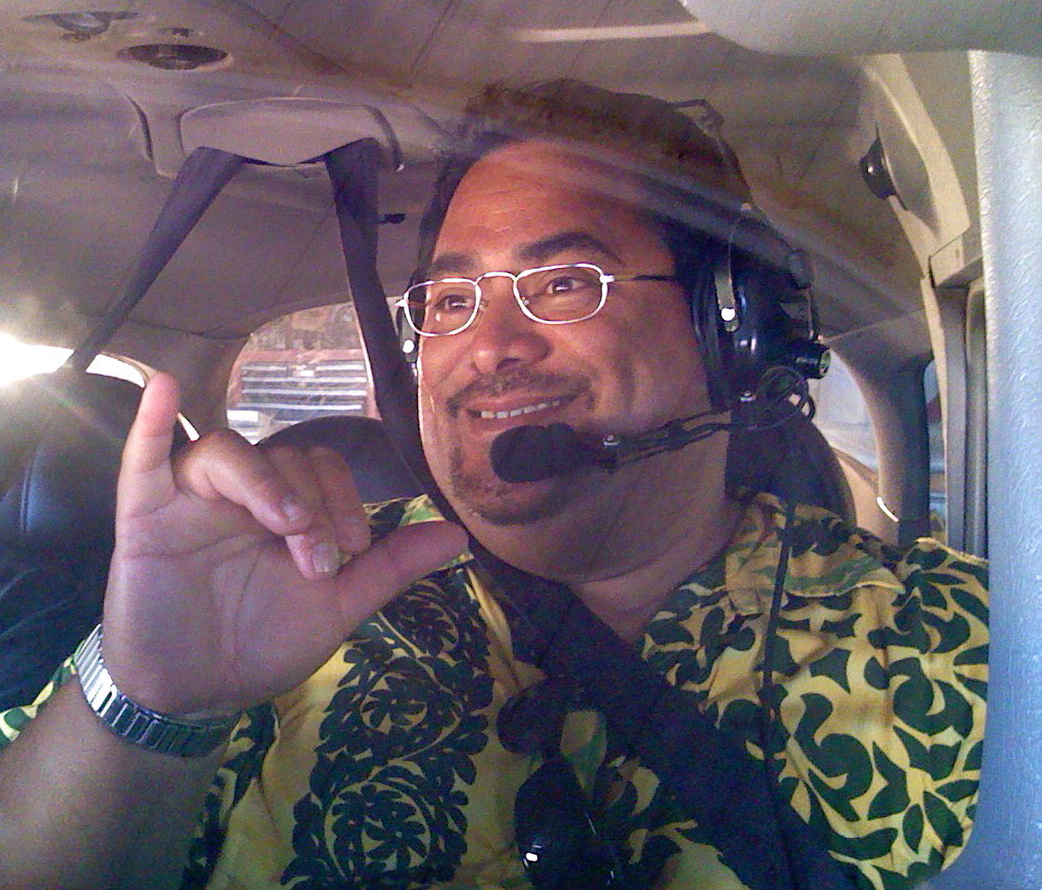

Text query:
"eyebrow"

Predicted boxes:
[[427, 230, 624, 279]]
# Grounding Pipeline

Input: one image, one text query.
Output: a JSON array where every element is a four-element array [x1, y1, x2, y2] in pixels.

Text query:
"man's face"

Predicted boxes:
[[417, 141, 713, 527]]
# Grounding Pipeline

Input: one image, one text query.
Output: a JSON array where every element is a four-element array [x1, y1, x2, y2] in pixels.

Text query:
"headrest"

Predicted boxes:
[[728, 416, 855, 522], [0, 371, 146, 558]]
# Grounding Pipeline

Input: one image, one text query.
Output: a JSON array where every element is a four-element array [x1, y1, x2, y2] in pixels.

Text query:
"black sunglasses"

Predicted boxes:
[[498, 678, 624, 890]]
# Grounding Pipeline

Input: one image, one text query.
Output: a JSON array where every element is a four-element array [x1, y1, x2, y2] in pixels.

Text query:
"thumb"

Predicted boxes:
[[331, 520, 469, 628]]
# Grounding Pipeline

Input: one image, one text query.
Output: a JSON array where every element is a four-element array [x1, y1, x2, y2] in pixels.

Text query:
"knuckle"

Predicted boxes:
[[199, 427, 248, 449], [308, 446, 354, 478]]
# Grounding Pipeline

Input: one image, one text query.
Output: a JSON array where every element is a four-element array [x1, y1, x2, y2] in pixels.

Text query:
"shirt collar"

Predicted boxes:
[[721, 492, 904, 615]]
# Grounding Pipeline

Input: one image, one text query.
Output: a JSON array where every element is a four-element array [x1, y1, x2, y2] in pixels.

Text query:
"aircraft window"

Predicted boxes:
[[809, 355, 878, 469], [0, 332, 199, 439], [925, 360, 947, 540], [226, 302, 374, 443], [809, 354, 880, 525], [809, 356, 946, 539]]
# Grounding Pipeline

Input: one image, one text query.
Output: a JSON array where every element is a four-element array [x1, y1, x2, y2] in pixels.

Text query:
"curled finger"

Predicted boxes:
[[262, 444, 348, 580], [174, 429, 315, 535], [303, 446, 372, 559]]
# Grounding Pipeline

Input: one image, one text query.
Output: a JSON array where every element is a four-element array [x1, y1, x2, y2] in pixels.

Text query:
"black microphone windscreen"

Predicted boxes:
[[490, 423, 595, 483]]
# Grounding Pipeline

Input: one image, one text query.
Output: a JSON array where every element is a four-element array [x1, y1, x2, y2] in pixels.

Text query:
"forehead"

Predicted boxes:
[[433, 141, 660, 269]]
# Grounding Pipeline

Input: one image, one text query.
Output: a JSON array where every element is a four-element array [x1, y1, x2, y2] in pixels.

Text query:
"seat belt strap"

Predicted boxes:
[[67, 147, 244, 373], [472, 541, 857, 890]]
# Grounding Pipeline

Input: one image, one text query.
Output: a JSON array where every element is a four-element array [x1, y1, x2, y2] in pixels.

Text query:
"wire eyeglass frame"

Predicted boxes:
[[396, 262, 676, 337]]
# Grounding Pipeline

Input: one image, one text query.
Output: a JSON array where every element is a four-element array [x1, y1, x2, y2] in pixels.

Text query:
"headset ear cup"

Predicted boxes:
[[730, 252, 822, 390], [396, 304, 419, 364], [694, 246, 806, 411], [727, 252, 769, 399], [691, 243, 732, 412], [679, 210, 824, 417]]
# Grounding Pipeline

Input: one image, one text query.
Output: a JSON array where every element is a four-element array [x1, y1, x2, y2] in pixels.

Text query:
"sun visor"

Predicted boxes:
[[180, 97, 444, 169]]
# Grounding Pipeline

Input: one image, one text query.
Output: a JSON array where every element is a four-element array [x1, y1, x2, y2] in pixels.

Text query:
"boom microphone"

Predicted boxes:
[[490, 423, 613, 483], [490, 414, 732, 483], [489, 366, 815, 484]]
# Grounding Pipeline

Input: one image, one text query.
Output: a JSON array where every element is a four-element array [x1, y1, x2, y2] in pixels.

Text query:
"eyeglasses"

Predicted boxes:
[[395, 262, 676, 337], [499, 678, 624, 890]]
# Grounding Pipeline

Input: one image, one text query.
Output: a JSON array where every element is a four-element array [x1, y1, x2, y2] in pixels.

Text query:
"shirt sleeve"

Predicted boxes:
[[0, 656, 76, 750], [776, 535, 988, 890]]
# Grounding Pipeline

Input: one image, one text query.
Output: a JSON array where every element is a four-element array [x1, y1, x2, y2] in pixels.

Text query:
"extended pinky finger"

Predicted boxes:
[[329, 521, 468, 631]]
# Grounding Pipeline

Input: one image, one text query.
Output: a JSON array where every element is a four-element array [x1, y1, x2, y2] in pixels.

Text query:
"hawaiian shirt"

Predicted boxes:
[[0, 493, 988, 890]]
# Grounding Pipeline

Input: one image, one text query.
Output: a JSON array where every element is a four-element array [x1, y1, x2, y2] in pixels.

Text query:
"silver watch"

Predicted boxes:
[[74, 624, 241, 758]]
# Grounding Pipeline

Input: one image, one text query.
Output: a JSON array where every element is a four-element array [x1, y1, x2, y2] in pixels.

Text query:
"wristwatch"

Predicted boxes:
[[74, 624, 241, 758]]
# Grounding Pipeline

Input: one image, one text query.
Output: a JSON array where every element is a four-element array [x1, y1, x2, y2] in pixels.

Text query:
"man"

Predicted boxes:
[[0, 81, 986, 890]]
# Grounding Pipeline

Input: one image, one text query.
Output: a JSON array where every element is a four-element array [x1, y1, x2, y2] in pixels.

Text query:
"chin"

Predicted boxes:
[[447, 448, 579, 527]]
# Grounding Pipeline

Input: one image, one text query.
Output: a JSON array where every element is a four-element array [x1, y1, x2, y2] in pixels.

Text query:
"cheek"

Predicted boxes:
[[417, 339, 461, 411], [416, 340, 470, 461], [417, 371, 449, 452], [596, 300, 707, 409], [656, 326, 711, 412]]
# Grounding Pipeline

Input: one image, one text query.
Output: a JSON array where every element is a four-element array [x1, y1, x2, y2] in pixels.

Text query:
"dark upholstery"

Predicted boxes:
[[0, 386, 423, 709], [728, 416, 856, 522], [0, 552, 109, 708], [262, 415, 424, 503], [0, 372, 144, 556], [0, 371, 151, 708]]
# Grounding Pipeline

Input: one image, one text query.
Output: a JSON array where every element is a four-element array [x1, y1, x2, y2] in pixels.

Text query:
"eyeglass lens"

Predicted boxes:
[[405, 264, 606, 335]]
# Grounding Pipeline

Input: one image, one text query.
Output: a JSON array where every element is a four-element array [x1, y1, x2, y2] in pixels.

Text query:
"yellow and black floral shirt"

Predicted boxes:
[[0, 493, 988, 890]]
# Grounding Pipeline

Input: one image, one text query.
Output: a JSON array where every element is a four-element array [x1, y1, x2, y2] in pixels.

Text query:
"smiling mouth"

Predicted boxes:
[[472, 396, 571, 421]]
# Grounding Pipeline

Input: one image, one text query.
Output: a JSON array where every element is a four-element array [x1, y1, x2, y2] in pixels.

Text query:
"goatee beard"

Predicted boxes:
[[448, 442, 578, 526]]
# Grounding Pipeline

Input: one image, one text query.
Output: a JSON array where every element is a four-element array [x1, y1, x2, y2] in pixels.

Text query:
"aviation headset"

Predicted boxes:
[[665, 208, 829, 413]]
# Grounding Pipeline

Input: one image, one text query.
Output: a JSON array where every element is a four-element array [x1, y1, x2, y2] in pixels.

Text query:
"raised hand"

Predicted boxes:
[[99, 372, 467, 718]]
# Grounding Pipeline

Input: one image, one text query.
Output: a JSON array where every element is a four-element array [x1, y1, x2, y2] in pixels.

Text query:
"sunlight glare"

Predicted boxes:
[[0, 332, 145, 388], [0, 332, 69, 385]]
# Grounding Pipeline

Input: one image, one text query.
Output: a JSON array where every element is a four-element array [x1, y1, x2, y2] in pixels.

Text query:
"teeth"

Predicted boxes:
[[478, 397, 566, 420]]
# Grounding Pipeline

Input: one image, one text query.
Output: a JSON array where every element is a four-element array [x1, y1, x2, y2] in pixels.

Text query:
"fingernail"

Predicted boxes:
[[311, 541, 341, 577], [281, 495, 308, 523]]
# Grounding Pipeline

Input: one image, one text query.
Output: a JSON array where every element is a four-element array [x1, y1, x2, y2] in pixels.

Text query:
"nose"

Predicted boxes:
[[467, 275, 551, 376]]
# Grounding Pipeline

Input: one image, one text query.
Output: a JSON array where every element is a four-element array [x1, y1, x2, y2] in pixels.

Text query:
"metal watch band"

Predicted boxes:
[[73, 624, 241, 758]]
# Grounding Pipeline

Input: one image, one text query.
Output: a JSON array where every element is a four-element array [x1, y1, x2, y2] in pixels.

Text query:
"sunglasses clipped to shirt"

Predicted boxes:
[[498, 678, 625, 890]]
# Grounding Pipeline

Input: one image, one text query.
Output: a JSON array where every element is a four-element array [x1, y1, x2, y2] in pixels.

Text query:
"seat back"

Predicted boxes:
[[261, 415, 424, 503], [0, 372, 143, 557], [0, 371, 155, 707]]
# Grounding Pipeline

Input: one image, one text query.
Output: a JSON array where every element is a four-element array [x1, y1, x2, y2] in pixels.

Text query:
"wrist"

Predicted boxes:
[[74, 624, 242, 758]]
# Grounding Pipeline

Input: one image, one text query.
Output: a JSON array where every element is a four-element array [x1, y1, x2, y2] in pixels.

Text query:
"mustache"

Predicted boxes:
[[445, 369, 589, 416]]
